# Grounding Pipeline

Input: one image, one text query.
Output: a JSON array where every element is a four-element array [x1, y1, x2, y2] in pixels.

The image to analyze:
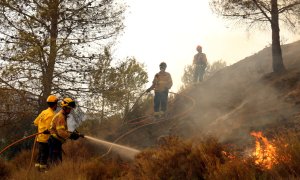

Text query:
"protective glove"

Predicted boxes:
[[42, 129, 50, 134], [69, 131, 80, 140]]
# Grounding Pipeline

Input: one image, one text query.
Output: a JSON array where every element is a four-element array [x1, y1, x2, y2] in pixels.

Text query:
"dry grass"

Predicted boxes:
[[125, 136, 226, 180], [124, 135, 300, 180], [3, 133, 300, 179], [268, 131, 300, 178], [0, 160, 12, 180], [7, 138, 128, 180]]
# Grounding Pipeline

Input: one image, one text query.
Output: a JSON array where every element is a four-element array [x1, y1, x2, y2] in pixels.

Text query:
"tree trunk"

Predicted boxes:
[[101, 93, 105, 125], [270, 0, 286, 73], [40, 0, 59, 112]]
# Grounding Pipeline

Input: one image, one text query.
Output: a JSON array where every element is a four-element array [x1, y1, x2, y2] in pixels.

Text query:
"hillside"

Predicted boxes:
[[2, 41, 300, 180], [171, 40, 300, 144], [118, 40, 300, 150]]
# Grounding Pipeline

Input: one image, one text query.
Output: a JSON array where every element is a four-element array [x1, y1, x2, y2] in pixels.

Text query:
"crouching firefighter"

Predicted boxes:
[[48, 97, 84, 165]]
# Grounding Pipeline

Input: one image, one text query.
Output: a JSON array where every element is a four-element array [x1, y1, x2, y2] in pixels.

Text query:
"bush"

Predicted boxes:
[[125, 136, 226, 180]]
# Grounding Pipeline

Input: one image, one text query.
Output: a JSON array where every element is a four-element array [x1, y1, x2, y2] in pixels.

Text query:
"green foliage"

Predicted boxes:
[[204, 59, 227, 79], [88, 48, 148, 122], [77, 114, 123, 139], [209, 0, 300, 29], [209, 0, 300, 73], [114, 57, 148, 115], [0, 0, 125, 110], [181, 60, 227, 88], [0, 89, 37, 159], [181, 65, 194, 88]]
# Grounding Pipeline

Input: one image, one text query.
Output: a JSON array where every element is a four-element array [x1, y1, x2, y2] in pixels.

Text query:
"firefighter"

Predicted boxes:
[[48, 97, 81, 165], [33, 95, 58, 171], [146, 62, 173, 118], [193, 45, 207, 83]]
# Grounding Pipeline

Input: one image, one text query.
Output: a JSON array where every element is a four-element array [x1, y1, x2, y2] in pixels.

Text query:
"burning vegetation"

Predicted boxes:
[[1, 133, 300, 179], [251, 131, 278, 169]]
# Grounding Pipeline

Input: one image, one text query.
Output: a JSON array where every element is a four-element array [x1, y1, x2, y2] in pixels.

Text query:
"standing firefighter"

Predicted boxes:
[[48, 97, 82, 165], [33, 95, 58, 171], [193, 45, 207, 83], [146, 62, 173, 118]]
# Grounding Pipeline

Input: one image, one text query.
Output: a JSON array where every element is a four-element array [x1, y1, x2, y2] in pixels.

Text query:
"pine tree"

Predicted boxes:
[[210, 0, 300, 74], [0, 0, 125, 111]]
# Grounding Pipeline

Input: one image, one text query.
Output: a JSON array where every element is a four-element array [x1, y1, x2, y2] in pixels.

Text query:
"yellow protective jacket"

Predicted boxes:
[[33, 107, 56, 143], [49, 110, 70, 143], [151, 71, 173, 92]]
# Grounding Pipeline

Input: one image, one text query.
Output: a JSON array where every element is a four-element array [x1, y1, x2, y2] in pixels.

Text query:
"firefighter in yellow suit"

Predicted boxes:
[[49, 97, 81, 165], [33, 95, 58, 171], [146, 62, 173, 118]]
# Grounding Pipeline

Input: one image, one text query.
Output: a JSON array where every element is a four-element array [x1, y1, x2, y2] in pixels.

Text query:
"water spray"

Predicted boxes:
[[85, 135, 140, 160]]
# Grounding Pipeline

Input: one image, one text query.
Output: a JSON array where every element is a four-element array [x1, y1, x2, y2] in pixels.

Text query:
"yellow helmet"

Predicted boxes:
[[61, 97, 76, 108], [47, 95, 58, 103]]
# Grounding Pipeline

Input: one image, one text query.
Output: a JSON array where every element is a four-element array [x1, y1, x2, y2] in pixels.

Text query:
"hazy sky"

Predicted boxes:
[[114, 0, 300, 91]]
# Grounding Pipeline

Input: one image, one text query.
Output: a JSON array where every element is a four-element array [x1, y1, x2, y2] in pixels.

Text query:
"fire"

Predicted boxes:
[[222, 150, 235, 160], [250, 131, 278, 169]]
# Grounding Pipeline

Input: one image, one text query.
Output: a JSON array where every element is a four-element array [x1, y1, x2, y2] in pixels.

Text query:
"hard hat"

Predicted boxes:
[[196, 45, 202, 52], [61, 97, 76, 108], [159, 62, 167, 68], [47, 95, 58, 103]]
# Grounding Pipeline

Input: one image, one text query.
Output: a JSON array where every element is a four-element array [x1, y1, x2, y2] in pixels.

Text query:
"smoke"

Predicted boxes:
[[171, 41, 300, 145]]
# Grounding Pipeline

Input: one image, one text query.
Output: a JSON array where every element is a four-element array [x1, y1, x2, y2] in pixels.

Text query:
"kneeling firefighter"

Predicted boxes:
[[48, 97, 84, 165]]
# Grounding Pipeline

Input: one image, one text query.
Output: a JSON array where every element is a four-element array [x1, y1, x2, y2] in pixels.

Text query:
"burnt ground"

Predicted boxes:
[[117, 41, 300, 151]]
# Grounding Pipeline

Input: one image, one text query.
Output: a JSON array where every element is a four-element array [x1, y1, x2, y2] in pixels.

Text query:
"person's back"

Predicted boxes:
[[33, 95, 58, 171], [34, 108, 55, 142]]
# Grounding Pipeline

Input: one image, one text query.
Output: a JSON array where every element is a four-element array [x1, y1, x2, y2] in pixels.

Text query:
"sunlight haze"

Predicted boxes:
[[115, 0, 300, 91]]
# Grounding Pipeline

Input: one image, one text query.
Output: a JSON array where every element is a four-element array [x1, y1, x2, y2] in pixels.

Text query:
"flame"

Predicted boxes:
[[250, 131, 278, 169], [222, 150, 235, 160]]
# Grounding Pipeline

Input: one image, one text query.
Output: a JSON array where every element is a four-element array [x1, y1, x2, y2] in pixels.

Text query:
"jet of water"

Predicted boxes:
[[85, 135, 140, 160]]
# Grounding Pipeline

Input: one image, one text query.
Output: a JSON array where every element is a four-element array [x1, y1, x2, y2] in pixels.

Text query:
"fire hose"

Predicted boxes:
[[0, 90, 195, 159], [0, 132, 43, 156], [0, 130, 83, 177], [101, 91, 196, 157], [0, 129, 84, 156]]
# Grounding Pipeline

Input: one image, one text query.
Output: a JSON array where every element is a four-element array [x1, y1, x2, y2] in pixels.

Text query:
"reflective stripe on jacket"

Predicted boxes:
[[33, 107, 55, 143], [152, 71, 173, 92], [49, 110, 70, 143]]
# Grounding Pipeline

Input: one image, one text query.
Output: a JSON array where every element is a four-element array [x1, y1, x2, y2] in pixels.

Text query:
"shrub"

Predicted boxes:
[[125, 136, 226, 180]]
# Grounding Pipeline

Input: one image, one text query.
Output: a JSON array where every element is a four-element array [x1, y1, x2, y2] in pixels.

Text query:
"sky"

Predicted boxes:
[[114, 0, 300, 91]]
